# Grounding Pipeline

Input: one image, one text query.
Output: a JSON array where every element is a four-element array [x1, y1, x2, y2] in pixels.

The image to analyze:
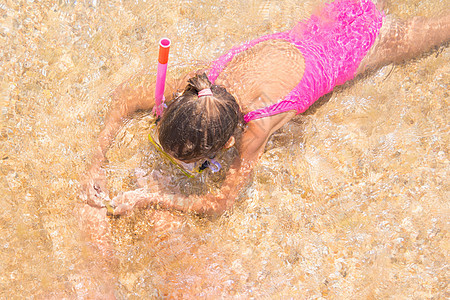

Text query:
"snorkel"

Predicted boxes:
[[150, 38, 222, 177], [153, 38, 171, 116]]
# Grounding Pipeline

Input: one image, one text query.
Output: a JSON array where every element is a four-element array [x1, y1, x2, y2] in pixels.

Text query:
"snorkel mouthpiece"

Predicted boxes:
[[199, 159, 221, 173], [209, 159, 222, 173]]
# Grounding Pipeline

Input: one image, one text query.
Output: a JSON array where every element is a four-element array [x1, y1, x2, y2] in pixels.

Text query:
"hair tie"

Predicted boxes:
[[198, 88, 213, 97]]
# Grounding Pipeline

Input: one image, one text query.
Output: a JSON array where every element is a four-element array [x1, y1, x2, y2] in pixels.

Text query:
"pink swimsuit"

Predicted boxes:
[[207, 0, 384, 123]]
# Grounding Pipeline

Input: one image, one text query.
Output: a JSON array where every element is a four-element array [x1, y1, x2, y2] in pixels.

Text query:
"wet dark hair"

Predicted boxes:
[[158, 73, 243, 162]]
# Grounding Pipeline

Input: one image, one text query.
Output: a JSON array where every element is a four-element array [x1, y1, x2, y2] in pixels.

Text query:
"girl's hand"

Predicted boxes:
[[81, 166, 111, 209], [111, 169, 173, 215]]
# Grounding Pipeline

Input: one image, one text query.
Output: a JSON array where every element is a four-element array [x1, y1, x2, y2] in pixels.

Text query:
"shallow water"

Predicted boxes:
[[1, 0, 449, 298]]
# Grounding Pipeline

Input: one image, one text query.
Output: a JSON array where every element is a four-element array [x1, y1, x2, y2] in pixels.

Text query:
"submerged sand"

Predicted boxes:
[[0, 0, 448, 298]]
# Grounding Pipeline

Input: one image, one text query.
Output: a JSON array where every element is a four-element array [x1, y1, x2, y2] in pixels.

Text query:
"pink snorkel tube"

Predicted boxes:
[[153, 38, 171, 116]]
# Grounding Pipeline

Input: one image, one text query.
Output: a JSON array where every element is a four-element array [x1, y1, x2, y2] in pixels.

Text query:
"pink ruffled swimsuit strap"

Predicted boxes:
[[208, 0, 383, 123]]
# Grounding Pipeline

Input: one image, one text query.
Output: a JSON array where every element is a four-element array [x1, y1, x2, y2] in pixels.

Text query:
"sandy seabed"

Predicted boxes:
[[0, 0, 448, 298]]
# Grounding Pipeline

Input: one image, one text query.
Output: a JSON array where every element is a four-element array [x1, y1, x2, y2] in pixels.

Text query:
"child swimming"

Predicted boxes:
[[83, 0, 450, 216]]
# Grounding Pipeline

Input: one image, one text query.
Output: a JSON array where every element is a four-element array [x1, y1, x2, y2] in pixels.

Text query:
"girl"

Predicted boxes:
[[83, 0, 449, 216]]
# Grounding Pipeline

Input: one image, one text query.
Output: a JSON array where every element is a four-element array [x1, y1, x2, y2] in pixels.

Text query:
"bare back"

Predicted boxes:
[[215, 39, 306, 114]]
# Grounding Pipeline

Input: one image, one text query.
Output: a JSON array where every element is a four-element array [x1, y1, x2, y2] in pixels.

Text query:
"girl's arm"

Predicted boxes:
[[112, 110, 296, 216], [82, 73, 182, 208]]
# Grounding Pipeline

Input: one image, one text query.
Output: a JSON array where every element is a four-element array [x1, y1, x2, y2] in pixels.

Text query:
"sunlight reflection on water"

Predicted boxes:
[[0, 0, 448, 298]]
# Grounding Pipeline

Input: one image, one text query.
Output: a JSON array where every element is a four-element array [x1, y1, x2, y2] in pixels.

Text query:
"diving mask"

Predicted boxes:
[[148, 123, 221, 178]]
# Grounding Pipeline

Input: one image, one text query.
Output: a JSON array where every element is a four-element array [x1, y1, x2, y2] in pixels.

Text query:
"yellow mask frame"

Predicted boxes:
[[148, 123, 222, 178]]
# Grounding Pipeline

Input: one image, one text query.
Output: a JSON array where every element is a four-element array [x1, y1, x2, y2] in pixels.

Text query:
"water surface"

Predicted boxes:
[[1, 0, 448, 298]]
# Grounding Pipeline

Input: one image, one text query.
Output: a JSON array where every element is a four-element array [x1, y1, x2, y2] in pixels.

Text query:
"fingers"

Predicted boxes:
[[110, 190, 141, 216], [80, 173, 111, 209], [112, 203, 133, 216]]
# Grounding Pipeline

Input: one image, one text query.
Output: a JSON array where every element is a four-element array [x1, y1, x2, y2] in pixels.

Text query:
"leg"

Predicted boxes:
[[357, 13, 450, 75], [373, 0, 386, 12]]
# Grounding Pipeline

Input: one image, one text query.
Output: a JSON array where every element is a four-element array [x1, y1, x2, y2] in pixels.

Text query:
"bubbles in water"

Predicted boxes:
[[1, 0, 449, 298]]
